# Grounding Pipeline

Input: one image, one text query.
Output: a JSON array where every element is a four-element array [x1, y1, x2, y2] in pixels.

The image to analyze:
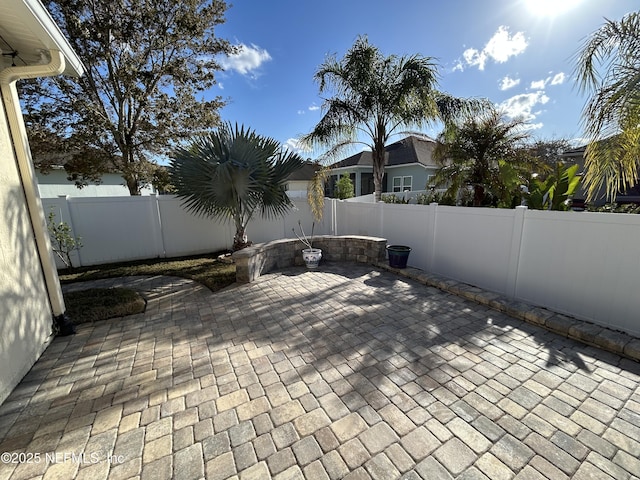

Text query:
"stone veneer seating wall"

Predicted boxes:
[[232, 235, 387, 283]]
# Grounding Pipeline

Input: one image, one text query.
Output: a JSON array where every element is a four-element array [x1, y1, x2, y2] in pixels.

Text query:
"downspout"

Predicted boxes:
[[0, 49, 66, 318]]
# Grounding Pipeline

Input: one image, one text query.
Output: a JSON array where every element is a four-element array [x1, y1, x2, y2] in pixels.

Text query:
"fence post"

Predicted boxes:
[[149, 194, 166, 258], [331, 198, 338, 235], [505, 205, 527, 298], [426, 202, 438, 272], [378, 200, 384, 238]]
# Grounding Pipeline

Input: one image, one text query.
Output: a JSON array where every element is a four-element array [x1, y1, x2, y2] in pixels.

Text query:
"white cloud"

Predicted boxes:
[[485, 26, 528, 63], [531, 72, 566, 89], [499, 91, 549, 122], [298, 104, 320, 115], [530, 79, 547, 90], [550, 72, 566, 85], [219, 43, 271, 76], [499, 75, 520, 91], [284, 138, 310, 154], [463, 26, 528, 70], [463, 48, 486, 70]]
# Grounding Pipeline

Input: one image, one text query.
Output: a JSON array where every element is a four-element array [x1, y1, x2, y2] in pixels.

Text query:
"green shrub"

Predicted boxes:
[[335, 174, 355, 199], [380, 193, 409, 204], [47, 210, 82, 269], [526, 162, 580, 211], [588, 203, 640, 214], [416, 190, 457, 206]]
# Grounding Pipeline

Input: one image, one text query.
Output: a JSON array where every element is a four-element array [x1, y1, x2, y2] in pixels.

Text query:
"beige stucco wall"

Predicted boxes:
[[0, 92, 53, 404], [287, 180, 310, 191]]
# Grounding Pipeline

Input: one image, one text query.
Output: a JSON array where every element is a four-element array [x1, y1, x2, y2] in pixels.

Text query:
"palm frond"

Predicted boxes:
[[307, 166, 331, 222], [573, 12, 640, 202], [583, 125, 640, 202], [574, 13, 640, 94], [170, 122, 305, 248]]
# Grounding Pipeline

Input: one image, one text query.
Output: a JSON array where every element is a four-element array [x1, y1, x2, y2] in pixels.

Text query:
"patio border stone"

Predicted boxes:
[[376, 263, 640, 363], [232, 236, 387, 283]]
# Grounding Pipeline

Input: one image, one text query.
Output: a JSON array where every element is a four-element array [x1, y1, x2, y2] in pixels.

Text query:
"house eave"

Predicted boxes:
[[385, 162, 434, 170], [0, 0, 84, 77]]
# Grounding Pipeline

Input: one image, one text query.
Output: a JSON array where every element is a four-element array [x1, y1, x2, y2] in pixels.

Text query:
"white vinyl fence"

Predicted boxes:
[[43, 195, 640, 336], [43, 195, 325, 268]]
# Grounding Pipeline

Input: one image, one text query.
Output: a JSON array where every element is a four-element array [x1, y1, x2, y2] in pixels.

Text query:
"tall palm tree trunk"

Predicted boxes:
[[473, 185, 485, 206], [233, 228, 250, 251], [373, 139, 386, 202]]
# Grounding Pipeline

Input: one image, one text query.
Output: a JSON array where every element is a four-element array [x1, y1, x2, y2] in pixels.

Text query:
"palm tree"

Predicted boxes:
[[302, 35, 487, 202], [574, 12, 640, 202], [170, 123, 305, 250], [432, 109, 534, 207]]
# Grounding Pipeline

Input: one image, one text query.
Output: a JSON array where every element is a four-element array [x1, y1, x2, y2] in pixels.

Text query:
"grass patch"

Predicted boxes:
[[58, 251, 236, 292], [64, 288, 146, 324]]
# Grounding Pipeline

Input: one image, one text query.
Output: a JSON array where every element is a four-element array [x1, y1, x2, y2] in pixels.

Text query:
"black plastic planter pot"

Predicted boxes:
[[386, 245, 411, 269]]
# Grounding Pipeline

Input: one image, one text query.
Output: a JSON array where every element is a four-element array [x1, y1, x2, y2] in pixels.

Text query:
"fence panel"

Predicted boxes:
[[335, 200, 381, 237], [157, 196, 232, 256], [378, 203, 432, 271], [517, 210, 640, 336], [65, 196, 164, 265], [430, 206, 520, 295], [244, 199, 321, 244]]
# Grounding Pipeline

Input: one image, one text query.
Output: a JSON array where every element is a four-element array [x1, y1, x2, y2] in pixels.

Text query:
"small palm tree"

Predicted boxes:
[[170, 123, 305, 250], [574, 12, 640, 202], [433, 109, 534, 207], [302, 35, 487, 202]]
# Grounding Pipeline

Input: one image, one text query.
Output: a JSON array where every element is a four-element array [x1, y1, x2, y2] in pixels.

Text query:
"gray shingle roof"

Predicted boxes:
[[329, 135, 437, 169], [287, 161, 321, 181]]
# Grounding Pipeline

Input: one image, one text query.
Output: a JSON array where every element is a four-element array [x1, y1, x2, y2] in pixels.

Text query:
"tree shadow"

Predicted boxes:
[[1, 187, 57, 399]]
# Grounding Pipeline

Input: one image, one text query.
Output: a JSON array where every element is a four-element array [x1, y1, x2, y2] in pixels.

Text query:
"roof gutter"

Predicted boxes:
[[0, 49, 67, 317]]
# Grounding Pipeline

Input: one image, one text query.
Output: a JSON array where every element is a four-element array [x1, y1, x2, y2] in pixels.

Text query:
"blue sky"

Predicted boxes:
[[212, 0, 636, 157]]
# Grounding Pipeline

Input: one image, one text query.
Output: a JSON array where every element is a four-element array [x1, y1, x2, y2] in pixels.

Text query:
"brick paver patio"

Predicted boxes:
[[1, 263, 639, 479]]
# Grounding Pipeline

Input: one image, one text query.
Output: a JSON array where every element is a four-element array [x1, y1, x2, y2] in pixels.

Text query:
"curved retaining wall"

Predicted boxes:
[[232, 235, 387, 283]]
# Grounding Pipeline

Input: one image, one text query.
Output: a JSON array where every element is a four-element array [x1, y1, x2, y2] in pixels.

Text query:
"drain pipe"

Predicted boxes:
[[0, 49, 67, 319]]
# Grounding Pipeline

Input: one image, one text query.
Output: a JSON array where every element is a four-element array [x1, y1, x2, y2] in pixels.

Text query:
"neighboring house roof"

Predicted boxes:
[[287, 161, 321, 181], [0, 0, 83, 76], [329, 135, 437, 169], [561, 145, 587, 158], [561, 145, 588, 170]]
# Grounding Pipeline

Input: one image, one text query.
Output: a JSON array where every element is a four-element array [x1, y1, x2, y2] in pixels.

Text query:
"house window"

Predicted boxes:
[[392, 176, 412, 192]]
